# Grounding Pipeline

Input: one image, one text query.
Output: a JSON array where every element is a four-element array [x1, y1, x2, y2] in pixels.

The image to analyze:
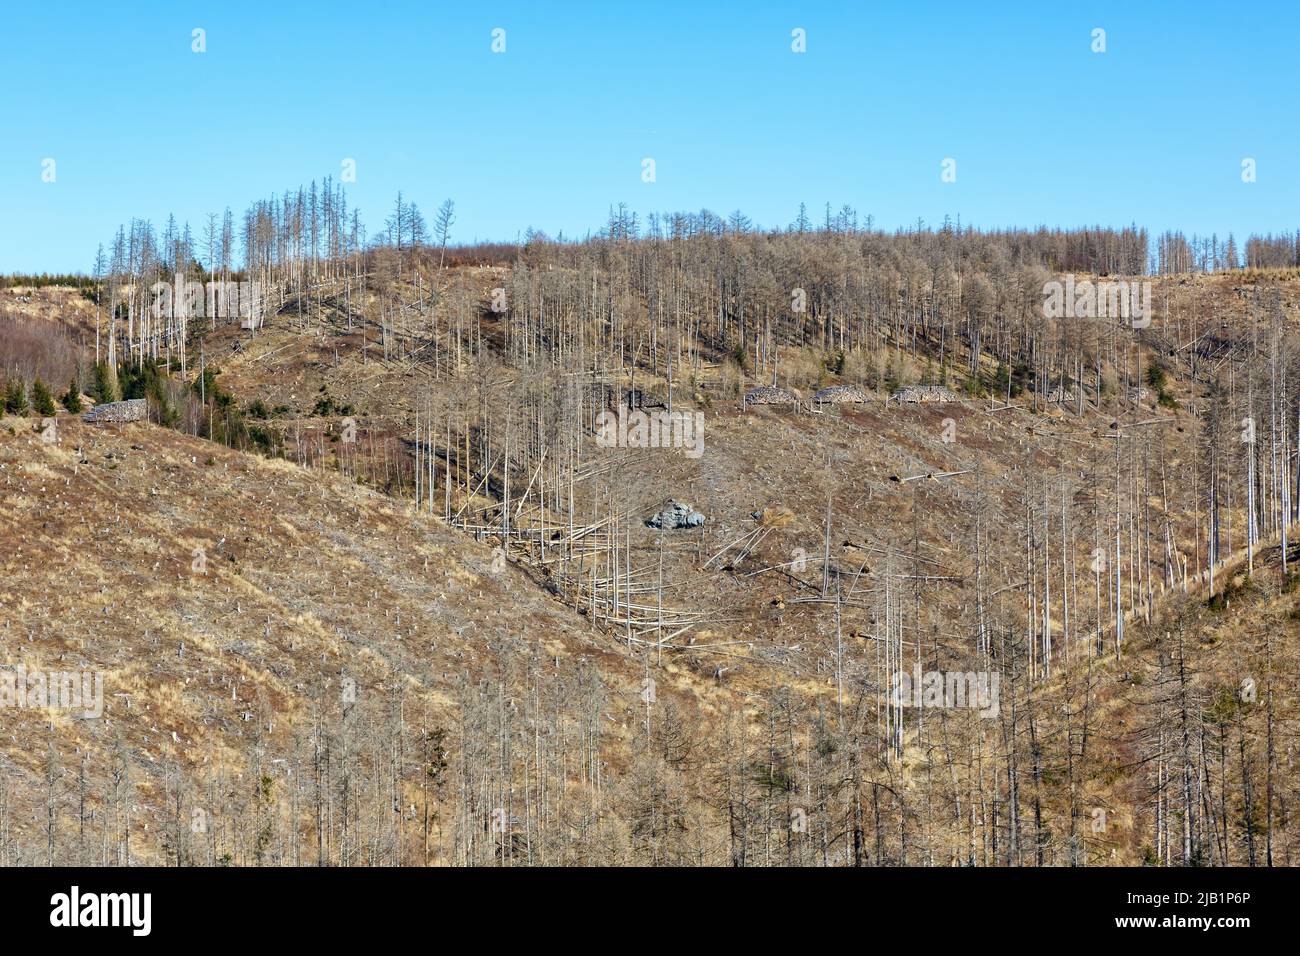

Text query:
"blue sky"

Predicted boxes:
[[0, 0, 1295, 272]]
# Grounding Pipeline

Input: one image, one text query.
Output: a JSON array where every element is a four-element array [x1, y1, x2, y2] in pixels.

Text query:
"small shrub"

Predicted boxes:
[[1148, 361, 1178, 408], [246, 424, 280, 453], [1207, 576, 1253, 612], [730, 340, 750, 374]]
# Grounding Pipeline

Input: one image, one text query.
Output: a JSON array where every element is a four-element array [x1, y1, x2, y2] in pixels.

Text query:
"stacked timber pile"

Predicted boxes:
[[82, 399, 148, 424], [890, 385, 958, 404], [581, 382, 666, 410], [622, 386, 666, 410], [744, 386, 799, 406], [813, 384, 870, 404], [581, 382, 618, 417]]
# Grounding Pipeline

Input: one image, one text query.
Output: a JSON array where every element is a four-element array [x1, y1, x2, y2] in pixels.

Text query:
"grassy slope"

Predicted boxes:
[[3, 271, 1298, 864], [0, 414, 745, 863]]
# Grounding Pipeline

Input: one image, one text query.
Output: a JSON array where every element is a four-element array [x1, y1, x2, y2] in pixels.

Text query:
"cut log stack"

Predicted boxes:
[[82, 399, 148, 424]]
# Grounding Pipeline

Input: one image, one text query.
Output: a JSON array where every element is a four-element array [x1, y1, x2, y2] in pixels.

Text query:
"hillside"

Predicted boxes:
[[3, 239, 1300, 866], [0, 413, 752, 865]]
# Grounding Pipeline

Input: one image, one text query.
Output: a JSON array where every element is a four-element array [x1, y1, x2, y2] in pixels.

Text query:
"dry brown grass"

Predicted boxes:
[[6, 268, 1300, 865]]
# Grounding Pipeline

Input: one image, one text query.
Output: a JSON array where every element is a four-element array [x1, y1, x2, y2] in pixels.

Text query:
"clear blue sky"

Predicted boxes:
[[0, 0, 1295, 273]]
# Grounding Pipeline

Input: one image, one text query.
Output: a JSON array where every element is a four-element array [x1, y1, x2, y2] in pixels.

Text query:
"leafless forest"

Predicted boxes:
[[2, 184, 1299, 867]]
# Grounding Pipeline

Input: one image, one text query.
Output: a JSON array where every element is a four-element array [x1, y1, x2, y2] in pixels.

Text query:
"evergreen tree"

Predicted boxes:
[[91, 362, 119, 404], [32, 378, 56, 417], [4, 379, 29, 415], [62, 381, 84, 413]]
